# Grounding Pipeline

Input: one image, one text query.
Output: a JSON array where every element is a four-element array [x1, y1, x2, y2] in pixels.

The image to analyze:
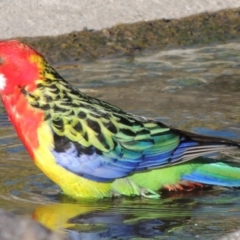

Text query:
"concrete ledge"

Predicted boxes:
[[1, 0, 240, 39]]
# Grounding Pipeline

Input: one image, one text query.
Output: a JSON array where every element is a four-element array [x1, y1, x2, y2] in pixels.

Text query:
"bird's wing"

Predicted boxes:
[[24, 75, 239, 183], [46, 99, 237, 182]]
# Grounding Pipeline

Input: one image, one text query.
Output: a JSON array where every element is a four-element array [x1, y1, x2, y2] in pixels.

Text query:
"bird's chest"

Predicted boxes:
[[3, 93, 44, 158]]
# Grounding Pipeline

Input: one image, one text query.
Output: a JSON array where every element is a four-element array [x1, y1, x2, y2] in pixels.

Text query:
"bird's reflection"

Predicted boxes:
[[32, 195, 200, 239]]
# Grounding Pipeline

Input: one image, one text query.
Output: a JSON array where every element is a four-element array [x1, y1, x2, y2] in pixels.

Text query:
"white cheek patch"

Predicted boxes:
[[0, 73, 6, 90]]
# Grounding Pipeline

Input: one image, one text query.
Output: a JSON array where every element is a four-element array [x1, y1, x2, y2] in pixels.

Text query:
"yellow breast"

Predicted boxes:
[[33, 122, 111, 199]]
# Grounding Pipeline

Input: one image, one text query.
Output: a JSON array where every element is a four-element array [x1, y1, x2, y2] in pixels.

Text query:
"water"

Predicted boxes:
[[0, 42, 240, 239]]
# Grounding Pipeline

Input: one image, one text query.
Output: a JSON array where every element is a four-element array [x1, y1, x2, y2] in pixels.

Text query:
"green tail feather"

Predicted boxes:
[[182, 161, 240, 186]]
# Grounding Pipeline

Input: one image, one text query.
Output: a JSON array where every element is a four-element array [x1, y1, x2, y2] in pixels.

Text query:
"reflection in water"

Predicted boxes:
[[33, 201, 181, 239], [32, 191, 240, 239], [0, 43, 240, 238]]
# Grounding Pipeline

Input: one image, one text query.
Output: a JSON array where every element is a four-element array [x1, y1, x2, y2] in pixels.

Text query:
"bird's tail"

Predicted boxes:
[[182, 160, 240, 187]]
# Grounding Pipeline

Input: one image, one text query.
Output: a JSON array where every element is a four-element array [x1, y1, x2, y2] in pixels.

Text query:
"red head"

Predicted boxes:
[[0, 40, 47, 157], [0, 40, 44, 95]]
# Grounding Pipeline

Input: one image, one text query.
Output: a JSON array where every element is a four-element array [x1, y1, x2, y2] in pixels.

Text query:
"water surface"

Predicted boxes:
[[0, 43, 240, 239]]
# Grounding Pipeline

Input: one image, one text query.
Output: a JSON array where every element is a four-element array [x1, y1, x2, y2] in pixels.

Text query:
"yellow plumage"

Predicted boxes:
[[34, 121, 111, 198]]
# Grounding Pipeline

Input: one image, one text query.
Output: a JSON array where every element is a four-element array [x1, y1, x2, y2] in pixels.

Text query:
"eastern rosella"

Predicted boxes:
[[0, 40, 240, 199]]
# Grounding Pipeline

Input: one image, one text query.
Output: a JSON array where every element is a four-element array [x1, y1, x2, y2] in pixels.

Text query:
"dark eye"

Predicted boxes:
[[19, 86, 27, 95], [0, 57, 3, 64]]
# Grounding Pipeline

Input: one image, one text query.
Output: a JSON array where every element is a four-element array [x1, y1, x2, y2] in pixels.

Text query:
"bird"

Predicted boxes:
[[0, 39, 240, 199]]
